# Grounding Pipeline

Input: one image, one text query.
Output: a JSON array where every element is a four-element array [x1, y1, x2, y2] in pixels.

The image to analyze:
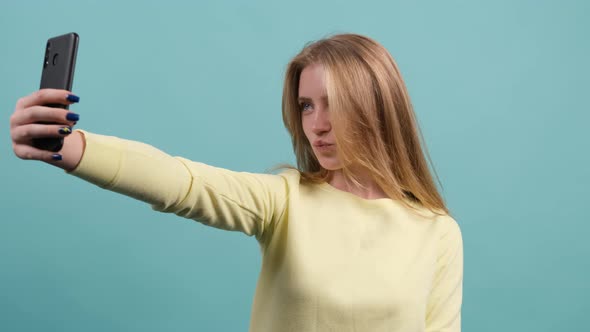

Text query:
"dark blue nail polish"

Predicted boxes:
[[52, 154, 62, 161], [59, 127, 72, 135], [66, 94, 80, 103], [66, 113, 79, 121]]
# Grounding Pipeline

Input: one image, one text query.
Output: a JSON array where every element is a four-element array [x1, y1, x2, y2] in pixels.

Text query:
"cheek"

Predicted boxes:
[[301, 118, 312, 140]]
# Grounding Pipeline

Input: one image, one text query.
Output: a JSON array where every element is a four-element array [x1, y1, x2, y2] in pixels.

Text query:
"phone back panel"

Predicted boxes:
[[40, 33, 79, 94], [33, 32, 79, 152]]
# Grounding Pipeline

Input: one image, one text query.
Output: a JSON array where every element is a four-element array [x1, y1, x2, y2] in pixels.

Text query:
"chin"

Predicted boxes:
[[318, 158, 342, 171]]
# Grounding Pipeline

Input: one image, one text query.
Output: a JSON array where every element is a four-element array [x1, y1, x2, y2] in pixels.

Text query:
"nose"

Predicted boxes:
[[311, 107, 331, 135]]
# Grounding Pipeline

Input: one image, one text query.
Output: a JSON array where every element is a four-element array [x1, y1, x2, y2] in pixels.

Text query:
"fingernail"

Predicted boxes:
[[58, 127, 72, 135], [66, 94, 80, 103], [66, 112, 79, 121], [52, 154, 62, 161]]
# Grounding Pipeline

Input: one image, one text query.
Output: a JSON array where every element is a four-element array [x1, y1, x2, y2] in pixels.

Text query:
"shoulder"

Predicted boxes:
[[432, 212, 463, 244], [403, 203, 463, 247], [432, 214, 463, 260], [250, 168, 302, 198], [268, 168, 305, 190], [436, 214, 462, 242], [275, 168, 302, 182], [407, 202, 462, 234]]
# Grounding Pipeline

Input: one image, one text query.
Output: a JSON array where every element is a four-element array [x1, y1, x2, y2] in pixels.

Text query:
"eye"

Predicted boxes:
[[299, 102, 313, 112]]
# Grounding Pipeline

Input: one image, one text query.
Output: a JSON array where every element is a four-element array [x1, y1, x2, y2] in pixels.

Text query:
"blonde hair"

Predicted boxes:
[[281, 33, 449, 216]]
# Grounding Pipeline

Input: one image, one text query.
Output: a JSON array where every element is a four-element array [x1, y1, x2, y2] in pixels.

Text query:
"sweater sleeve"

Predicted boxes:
[[425, 215, 464, 332], [67, 130, 290, 243]]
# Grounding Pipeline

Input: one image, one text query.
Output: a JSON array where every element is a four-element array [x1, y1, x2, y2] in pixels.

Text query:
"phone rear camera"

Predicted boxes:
[[46, 42, 51, 50]]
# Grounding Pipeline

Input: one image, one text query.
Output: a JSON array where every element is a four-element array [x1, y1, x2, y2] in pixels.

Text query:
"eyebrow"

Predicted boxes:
[[297, 96, 329, 103]]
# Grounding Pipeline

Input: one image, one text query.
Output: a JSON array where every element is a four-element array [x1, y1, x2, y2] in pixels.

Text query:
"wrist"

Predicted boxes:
[[46, 130, 85, 172]]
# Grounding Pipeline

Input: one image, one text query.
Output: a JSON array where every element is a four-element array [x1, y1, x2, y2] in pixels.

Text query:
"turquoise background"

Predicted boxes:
[[1, 0, 588, 330]]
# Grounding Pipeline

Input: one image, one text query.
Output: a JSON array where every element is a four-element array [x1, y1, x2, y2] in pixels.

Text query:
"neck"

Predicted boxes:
[[328, 169, 388, 200]]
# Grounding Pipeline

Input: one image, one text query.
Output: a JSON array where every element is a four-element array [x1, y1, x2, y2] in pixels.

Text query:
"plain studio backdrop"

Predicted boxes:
[[1, 0, 588, 331]]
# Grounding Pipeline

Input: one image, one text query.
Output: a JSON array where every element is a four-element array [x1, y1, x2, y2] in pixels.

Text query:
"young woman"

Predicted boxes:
[[10, 33, 463, 331]]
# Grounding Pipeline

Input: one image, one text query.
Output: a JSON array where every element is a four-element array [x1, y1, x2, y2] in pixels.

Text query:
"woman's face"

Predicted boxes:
[[298, 63, 342, 170]]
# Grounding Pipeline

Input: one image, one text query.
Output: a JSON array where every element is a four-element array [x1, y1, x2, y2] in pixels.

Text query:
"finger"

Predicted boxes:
[[11, 123, 73, 144], [10, 105, 79, 127], [12, 143, 64, 162], [16, 89, 79, 110]]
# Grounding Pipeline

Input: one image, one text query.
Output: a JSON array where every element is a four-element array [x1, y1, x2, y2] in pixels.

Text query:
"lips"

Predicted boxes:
[[313, 141, 334, 147]]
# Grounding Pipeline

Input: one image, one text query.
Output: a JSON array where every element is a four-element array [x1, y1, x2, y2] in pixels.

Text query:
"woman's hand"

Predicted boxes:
[[10, 88, 85, 171]]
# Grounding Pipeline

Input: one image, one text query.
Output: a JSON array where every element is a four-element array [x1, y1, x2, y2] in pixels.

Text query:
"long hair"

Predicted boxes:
[[281, 33, 449, 216]]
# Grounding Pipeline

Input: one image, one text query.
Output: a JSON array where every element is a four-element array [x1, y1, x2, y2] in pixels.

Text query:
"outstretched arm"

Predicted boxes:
[[68, 130, 290, 241], [10, 88, 291, 244]]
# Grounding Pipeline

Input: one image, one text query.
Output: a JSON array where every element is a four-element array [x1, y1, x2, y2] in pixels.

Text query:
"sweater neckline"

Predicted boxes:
[[317, 181, 394, 203]]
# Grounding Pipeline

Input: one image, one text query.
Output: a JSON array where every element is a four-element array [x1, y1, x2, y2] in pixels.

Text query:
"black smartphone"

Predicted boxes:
[[32, 32, 79, 152]]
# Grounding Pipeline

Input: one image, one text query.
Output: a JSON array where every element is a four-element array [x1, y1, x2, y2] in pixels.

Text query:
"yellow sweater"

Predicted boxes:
[[69, 131, 463, 332]]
